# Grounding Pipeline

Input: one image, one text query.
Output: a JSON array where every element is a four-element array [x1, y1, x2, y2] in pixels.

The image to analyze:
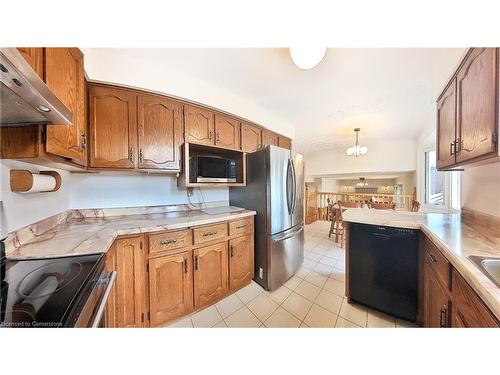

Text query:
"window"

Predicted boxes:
[[423, 149, 461, 211]]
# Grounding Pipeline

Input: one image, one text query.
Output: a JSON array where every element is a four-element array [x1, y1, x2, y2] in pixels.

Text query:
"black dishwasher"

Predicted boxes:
[[348, 223, 419, 322]]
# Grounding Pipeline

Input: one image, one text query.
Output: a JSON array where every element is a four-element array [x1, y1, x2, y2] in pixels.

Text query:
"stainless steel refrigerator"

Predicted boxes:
[[229, 145, 304, 291]]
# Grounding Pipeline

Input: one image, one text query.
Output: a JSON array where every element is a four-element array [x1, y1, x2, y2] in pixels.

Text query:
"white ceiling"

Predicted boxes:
[[96, 48, 464, 154]]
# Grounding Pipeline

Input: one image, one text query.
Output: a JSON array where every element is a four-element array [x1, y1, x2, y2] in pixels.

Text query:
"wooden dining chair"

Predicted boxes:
[[328, 204, 338, 238], [411, 200, 421, 212], [368, 202, 396, 210]]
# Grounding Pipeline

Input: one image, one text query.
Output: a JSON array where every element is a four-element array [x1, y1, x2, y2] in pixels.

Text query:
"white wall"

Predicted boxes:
[[70, 174, 227, 209], [395, 171, 416, 195], [304, 139, 416, 177], [462, 163, 500, 218], [0, 160, 71, 237], [82, 49, 295, 138]]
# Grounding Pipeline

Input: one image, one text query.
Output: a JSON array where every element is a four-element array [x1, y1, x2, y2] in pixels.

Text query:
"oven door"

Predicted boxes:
[[74, 271, 116, 328]]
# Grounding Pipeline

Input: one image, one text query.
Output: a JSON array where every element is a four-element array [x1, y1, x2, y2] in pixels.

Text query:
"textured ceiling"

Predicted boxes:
[[92, 48, 465, 154]]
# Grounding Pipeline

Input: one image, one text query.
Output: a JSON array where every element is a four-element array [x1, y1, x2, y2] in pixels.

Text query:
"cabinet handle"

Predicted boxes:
[[194, 255, 199, 270], [428, 253, 437, 263], [216, 131, 220, 142], [439, 307, 447, 327], [139, 148, 143, 163], [183, 258, 188, 274], [160, 239, 177, 245], [209, 130, 213, 141], [235, 224, 247, 229], [80, 132, 86, 149], [230, 245, 234, 257], [202, 231, 217, 237], [449, 141, 455, 156], [129, 148, 134, 163]]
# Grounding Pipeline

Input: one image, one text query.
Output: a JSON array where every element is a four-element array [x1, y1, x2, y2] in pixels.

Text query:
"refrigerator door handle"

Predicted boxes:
[[286, 158, 293, 214], [272, 224, 304, 243], [290, 158, 297, 214]]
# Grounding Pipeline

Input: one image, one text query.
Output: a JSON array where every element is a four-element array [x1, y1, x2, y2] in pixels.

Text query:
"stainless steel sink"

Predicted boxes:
[[469, 256, 500, 287]]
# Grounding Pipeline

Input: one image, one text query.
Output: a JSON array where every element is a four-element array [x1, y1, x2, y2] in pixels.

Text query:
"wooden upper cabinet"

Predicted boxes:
[[138, 94, 183, 170], [193, 242, 228, 309], [214, 114, 240, 150], [229, 234, 254, 291], [278, 136, 292, 150], [44, 48, 87, 166], [184, 105, 214, 146], [16, 48, 44, 78], [113, 236, 148, 328], [262, 130, 279, 147], [456, 48, 498, 164], [241, 122, 262, 152], [436, 79, 457, 170], [89, 85, 137, 168], [149, 251, 193, 327]]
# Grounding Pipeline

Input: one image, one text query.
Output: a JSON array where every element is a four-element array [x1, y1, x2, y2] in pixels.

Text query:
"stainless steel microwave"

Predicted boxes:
[[189, 155, 237, 183]]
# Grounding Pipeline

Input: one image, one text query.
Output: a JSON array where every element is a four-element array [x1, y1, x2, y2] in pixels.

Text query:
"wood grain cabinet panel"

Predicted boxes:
[[278, 136, 292, 150], [138, 94, 183, 170], [456, 48, 498, 164], [193, 223, 228, 245], [262, 130, 279, 147], [89, 85, 137, 168], [436, 79, 457, 170], [241, 122, 262, 152], [184, 105, 214, 146], [229, 217, 253, 237], [193, 242, 229, 309], [229, 234, 254, 291], [113, 236, 148, 328], [149, 251, 193, 326], [214, 114, 240, 150], [16, 47, 44, 78], [149, 229, 192, 255], [424, 264, 450, 328], [44, 48, 87, 166], [105, 243, 117, 328]]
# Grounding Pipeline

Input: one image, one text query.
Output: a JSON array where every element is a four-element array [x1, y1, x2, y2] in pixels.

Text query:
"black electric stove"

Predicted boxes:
[[0, 241, 105, 328]]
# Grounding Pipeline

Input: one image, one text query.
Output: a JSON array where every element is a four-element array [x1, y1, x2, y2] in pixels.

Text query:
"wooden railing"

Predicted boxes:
[[314, 192, 415, 221]]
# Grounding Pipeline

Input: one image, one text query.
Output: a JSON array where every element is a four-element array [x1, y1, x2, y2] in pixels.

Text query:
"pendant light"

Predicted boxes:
[[346, 128, 368, 157], [289, 47, 327, 70]]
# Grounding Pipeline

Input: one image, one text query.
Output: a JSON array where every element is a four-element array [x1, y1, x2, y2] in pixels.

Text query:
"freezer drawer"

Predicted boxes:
[[268, 224, 304, 291]]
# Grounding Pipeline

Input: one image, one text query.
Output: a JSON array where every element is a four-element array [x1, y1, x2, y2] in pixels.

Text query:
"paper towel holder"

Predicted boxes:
[[10, 169, 62, 193]]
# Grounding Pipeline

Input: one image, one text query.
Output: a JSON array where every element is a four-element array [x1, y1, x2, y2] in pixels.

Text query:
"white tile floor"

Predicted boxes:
[[165, 220, 418, 328]]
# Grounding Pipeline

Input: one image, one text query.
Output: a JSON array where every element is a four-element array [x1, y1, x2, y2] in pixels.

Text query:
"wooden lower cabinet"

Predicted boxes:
[[424, 265, 450, 327], [109, 235, 148, 328], [193, 242, 229, 309], [149, 251, 193, 327], [229, 234, 254, 291]]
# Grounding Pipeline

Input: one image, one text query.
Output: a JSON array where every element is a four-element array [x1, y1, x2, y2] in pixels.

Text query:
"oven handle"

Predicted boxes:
[[91, 271, 117, 328]]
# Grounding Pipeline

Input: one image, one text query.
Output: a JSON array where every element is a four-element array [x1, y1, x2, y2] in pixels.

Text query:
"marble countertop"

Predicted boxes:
[[6, 206, 256, 260], [343, 208, 500, 321]]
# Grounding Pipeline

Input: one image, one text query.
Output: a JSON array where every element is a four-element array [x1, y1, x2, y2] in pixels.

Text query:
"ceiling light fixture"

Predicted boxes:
[[289, 47, 327, 70], [346, 128, 368, 157], [356, 177, 368, 187]]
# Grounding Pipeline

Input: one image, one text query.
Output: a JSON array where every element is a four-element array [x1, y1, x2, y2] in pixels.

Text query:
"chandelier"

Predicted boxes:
[[346, 128, 368, 157], [356, 177, 368, 187]]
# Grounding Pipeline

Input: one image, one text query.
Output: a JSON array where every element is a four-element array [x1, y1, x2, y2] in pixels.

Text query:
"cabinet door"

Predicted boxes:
[[278, 136, 292, 150], [105, 243, 117, 328], [184, 105, 214, 146], [89, 85, 137, 168], [424, 265, 450, 328], [229, 234, 254, 291], [44, 48, 87, 166], [138, 94, 183, 170], [436, 79, 457, 170], [114, 236, 148, 328], [214, 114, 240, 150], [262, 130, 279, 147], [16, 48, 44, 78], [149, 251, 193, 327], [193, 242, 228, 309], [241, 123, 262, 152], [456, 48, 498, 164]]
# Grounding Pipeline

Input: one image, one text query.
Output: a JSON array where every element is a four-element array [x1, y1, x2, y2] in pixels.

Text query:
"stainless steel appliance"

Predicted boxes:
[[0, 250, 116, 328], [190, 155, 237, 183], [0, 48, 72, 126], [230, 146, 304, 291]]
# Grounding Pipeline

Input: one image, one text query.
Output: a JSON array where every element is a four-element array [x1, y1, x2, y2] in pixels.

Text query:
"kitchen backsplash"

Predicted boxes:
[[462, 163, 500, 218]]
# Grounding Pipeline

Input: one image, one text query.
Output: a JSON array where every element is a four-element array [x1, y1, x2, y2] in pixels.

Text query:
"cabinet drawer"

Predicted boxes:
[[149, 229, 192, 254], [193, 223, 228, 245], [229, 217, 254, 237], [424, 240, 451, 290]]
